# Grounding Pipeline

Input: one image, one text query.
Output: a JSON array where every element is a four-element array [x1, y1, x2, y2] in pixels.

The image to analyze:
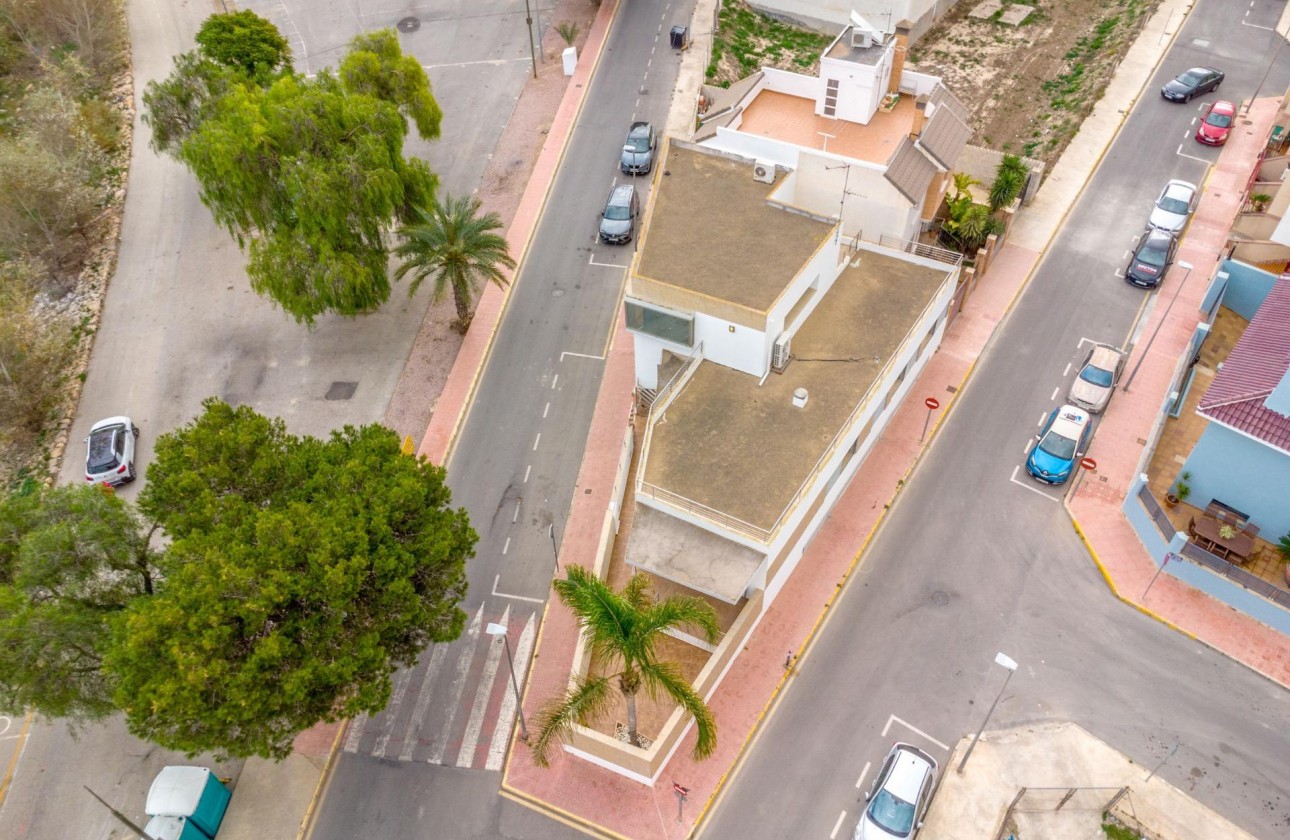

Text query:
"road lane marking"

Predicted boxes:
[[1050, 386, 1059, 401], [486, 611, 537, 770], [1036, 413, 1046, 427], [343, 713, 368, 753], [523, 464, 531, 483], [1009, 465, 1062, 502], [427, 606, 483, 764], [492, 574, 545, 604], [881, 716, 950, 751], [543, 402, 550, 418], [830, 810, 847, 839], [513, 500, 521, 523], [551, 374, 559, 389], [855, 760, 871, 789], [457, 606, 509, 767], [400, 645, 450, 761], [372, 666, 415, 758], [502, 537, 510, 555], [1063, 362, 1072, 376], [533, 433, 541, 451]]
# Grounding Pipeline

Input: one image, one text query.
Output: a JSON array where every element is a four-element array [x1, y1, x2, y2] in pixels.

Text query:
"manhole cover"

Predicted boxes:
[[553, 288, 565, 297], [929, 590, 950, 607], [397, 16, 420, 33], [325, 381, 358, 401]]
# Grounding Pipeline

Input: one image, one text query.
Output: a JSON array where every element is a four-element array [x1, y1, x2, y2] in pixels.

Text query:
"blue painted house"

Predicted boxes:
[[1182, 278, 1290, 540]]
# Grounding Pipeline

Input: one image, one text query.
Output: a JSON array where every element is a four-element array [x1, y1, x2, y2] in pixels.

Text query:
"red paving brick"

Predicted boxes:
[[497, 101, 1290, 840]]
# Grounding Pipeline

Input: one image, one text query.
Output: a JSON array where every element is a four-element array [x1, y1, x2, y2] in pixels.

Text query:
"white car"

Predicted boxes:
[[1068, 344, 1126, 414], [1147, 179, 1197, 233], [855, 743, 939, 839], [85, 416, 139, 486]]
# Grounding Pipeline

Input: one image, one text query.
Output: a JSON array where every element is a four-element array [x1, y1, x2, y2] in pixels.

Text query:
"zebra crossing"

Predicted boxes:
[[343, 603, 538, 771]]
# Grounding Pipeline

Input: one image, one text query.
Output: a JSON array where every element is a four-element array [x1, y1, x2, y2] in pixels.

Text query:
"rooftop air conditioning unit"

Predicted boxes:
[[771, 334, 792, 372], [852, 30, 872, 48], [753, 160, 774, 184]]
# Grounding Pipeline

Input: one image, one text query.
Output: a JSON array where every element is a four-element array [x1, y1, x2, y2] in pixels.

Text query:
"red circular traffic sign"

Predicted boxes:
[[1079, 457, 1098, 471], [924, 397, 940, 410]]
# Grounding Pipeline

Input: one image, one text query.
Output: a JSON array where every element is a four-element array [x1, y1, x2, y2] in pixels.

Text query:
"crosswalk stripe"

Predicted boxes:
[[398, 644, 450, 762], [485, 611, 537, 770], [456, 606, 509, 767], [427, 605, 483, 764], [372, 663, 415, 758], [342, 713, 368, 753]]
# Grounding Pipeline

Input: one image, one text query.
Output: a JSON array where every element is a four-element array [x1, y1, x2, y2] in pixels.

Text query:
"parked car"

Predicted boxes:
[[1160, 66, 1223, 102], [1125, 228, 1178, 288], [1026, 405, 1093, 485], [1147, 179, 1197, 233], [855, 743, 939, 840], [1195, 100, 1236, 146], [598, 183, 638, 244], [1069, 344, 1126, 413], [85, 416, 139, 486], [620, 121, 656, 175]]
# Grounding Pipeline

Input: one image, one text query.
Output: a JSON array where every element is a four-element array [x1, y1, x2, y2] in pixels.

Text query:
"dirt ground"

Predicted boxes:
[[908, 0, 1161, 165]]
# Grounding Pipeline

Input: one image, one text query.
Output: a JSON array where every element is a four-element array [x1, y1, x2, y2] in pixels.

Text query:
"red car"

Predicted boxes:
[[1196, 100, 1236, 145]]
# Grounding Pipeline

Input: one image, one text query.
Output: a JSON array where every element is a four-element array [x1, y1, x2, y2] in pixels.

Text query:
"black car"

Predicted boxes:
[[620, 121, 656, 175], [1125, 228, 1177, 288], [1161, 67, 1224, 102]]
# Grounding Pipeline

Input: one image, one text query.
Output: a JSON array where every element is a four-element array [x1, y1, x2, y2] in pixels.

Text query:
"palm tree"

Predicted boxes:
[[392, 194, 516, 332], [531, 566, 721, 767]]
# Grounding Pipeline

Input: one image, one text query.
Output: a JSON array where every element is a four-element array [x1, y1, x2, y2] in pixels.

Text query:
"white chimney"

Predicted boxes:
[[793, 388, 809, 408]]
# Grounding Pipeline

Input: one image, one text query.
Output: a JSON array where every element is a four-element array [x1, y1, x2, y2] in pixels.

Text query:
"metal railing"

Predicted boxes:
[[1137, 484, 1176, 540], [878, 233, 963, 267], [1179, 542, 1290, 609], [634, 342, 704, 496]]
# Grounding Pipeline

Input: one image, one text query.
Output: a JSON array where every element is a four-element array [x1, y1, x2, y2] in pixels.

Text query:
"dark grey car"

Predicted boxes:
[[1125, 228, 1177, 288], [620, 121, 655, 175], [1161, 66, 1223, 102], [599, 184, 638, 244]]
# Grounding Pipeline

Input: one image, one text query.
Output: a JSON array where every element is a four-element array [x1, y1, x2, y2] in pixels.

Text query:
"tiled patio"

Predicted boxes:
[[1145, 305, 1289, 591]]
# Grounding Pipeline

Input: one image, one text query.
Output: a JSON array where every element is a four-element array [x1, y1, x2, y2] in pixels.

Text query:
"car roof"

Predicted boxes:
[[1143, 228, 1174, 246], [883, 745, 934, 801], [90, 416, 132, 432], [1049, 405, 1090, 438], [1162, 180, 1196, 198], [1210, 100, 1236, 115], [1087, 345, 1122, 369], [628, 121, 651, 133], [609, 184, 635, 203]]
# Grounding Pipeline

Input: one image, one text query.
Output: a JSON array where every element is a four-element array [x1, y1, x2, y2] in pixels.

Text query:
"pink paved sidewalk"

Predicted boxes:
[[501, 245, 1041, 838], [1067, 98, 1290, 685], [419, 0, 620, 465]]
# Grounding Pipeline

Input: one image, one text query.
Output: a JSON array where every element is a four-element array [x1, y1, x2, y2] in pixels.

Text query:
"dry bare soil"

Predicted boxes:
[[908, 0, 1160, 165]]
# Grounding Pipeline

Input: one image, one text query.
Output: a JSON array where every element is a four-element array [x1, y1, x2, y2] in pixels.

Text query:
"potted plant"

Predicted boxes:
[[1165, 471, 1192, 508], [1277, 531, 1290, 587], [1251, 193, 1273, 212]]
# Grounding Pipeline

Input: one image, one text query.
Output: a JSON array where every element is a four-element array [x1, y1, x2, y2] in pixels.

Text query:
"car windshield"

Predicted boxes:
[[1179, 70, 1205, 85], [867, 789, 915, 836], [1079, 364, 1114, 388], [1157, 195, 1190, 215], [1038, 430, 1078, 461], [1137, 243, 1169, 267], [87, 427, 121, 472], [625, 135, 649, 152], [1204, 111, 1232, 128], [604, 203, 631, 221]]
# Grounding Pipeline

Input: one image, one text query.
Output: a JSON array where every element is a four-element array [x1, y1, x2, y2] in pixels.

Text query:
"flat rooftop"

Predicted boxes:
[[640, 247, 950, 535], [625, 506, 763, 604], [737, 89, 917, 166], [635, 144, 833, 313], [824, 30, 889, 65]]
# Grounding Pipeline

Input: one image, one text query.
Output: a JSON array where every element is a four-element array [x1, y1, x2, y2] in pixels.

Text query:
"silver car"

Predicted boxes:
[[855, 743, 938, 839], [620, 121, 655, 175], [1147, 179, 1197, 233], [598, 184, 638, 244], [85, 416, 139, 486], [1069, 344, 1126, 413]]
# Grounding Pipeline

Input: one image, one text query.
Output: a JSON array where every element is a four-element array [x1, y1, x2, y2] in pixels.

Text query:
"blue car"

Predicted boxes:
[[1026, 405, 1093, 485]]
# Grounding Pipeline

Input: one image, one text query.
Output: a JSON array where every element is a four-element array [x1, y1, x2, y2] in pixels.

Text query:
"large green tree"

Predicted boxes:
[[194, 10, 292, 81], [393, 194, 516, 332], [531, 567, 720, 766], [0, 485, 159, 720], [0, 400, 475, 760], [144, 25, 441, 325]]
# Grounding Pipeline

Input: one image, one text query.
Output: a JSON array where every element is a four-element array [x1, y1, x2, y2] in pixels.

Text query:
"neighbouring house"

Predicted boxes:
[[1227, 84, 1290, 273], [1177, 275, 1290, 540], [696, 16, 971, 245], [748, 0, 946, 42]]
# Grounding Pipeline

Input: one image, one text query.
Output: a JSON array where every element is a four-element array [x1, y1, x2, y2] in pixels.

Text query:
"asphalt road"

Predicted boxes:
[[699, 1, 1290, 839], [1, 2, 538, 838], [309, 0, 696, 837]]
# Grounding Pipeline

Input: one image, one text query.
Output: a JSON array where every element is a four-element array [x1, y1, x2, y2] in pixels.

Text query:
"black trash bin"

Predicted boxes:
[[669, 25, 688, 49]]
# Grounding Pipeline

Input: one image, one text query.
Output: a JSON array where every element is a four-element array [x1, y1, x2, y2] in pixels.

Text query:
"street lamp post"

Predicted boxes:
[[523, 0, 538, 79], [486, 622, 529, 741], [957, 651, 1018, 774], [1122, 260, 1195, 393]]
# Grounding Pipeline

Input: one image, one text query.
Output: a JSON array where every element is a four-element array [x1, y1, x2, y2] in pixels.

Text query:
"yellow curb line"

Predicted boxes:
[[500, 786, 631, 840], [439, 0, 625, 469], [0, 712, 33, 809], [297, 723, 351, 840]]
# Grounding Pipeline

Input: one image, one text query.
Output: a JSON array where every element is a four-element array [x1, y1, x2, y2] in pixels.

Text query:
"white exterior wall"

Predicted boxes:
[[898, 69, 940, 97], [693, 313, 768, 377], [703, 126, 803, 170], [748, 1, 944, 41], [761, 66, 821, 100], [818, 46, 890, 124], [792, 152, 917, 242]]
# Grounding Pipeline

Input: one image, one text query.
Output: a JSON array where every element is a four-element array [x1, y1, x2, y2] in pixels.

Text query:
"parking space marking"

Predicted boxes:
[[492, 574, 545, 604], [830, 810, 847, 839], [1175, 144, 1211, 164], [881, 715, 951, 752], [855, 760, 872, 789], [1010, 465, 1062, 502]]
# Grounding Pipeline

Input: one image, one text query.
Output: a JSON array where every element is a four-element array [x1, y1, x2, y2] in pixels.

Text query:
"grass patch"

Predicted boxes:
[[1101, 820, 1139, 840], [706, 1, 832, 88]]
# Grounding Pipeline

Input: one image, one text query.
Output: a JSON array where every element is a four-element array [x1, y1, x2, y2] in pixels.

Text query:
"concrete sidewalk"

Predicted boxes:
[[501, 0, 1288, 837]]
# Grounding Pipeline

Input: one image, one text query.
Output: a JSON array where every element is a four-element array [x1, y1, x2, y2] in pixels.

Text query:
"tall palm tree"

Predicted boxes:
[[392, 194, 516, 332], [531, 566, 721, 767]]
